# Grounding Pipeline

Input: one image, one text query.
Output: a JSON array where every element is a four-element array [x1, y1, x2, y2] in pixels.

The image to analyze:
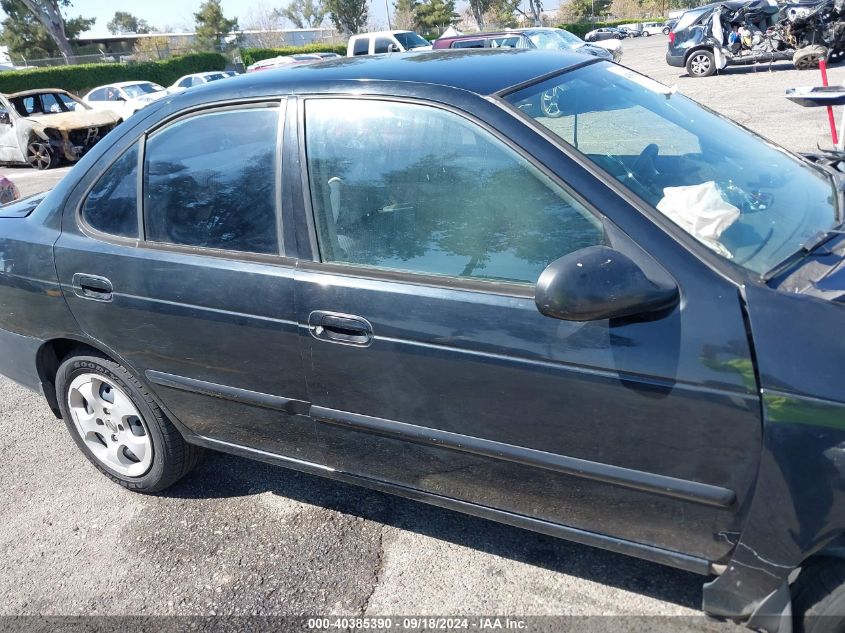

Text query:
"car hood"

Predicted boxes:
[[21, 109, 119, 131]]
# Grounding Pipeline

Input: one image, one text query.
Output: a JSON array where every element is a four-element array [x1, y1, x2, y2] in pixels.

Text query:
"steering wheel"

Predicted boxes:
[[632, 143, 660, 181]]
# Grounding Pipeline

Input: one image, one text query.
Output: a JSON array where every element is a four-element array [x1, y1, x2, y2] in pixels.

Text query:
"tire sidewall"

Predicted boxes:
[[56, 355, 167, 490]]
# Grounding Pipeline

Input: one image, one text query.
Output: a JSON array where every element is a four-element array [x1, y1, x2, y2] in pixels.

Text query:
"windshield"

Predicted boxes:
[[504, 62, 837, 275], [394, 31, 430, 49], [123, 83, 164, 98], [528, 29, 584, 50]]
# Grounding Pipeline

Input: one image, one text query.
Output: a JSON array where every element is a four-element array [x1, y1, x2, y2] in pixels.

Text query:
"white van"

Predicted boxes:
[[347, 30, 432, 56]]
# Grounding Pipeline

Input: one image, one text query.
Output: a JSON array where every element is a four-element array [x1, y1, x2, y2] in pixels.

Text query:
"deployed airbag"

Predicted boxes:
[[656, 181, 740, 257]]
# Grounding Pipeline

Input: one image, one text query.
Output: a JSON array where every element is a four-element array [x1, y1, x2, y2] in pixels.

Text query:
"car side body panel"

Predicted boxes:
[[704, 284, 845, 619]]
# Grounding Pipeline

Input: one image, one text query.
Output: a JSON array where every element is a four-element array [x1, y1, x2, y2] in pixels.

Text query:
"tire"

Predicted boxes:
[[792, 557, 845, 633], [663, 27, 670, 35], [644, 31, 650, 37], [686, 50, 716, 77], [794, 45, 828, 70], [25, 139, 57, 170], [56, 352, 203, 493]]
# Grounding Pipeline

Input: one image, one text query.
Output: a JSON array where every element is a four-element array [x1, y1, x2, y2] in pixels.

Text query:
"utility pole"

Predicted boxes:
[[386, 0, 392, 29]]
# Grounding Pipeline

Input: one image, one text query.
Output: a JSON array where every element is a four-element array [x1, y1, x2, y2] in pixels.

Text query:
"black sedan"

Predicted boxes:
[[1, 49, 844, 632]]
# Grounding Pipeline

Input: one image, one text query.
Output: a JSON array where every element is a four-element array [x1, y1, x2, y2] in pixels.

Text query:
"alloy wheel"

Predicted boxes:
[[66, 373, 153, 477], [25, 141, 54, 170], [690, 54, 712, 76], [540, 87, 563, 118]]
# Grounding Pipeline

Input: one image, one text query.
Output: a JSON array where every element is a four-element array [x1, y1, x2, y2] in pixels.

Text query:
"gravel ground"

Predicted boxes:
[[0, 38, 816, 629]]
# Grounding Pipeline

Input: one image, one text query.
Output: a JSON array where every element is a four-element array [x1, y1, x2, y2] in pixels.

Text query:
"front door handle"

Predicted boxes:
[[308, 311, 373, 346], [72, 273, 113, 302]]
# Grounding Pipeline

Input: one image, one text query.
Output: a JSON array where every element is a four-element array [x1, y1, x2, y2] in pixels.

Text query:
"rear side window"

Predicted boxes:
[[353, 38, 369, 55], [81, 144, 139, 238], [87, 88, 106, 101], [143, 107, 280, 255], [373, 36, 393, 53], [452, 39, 485, 49]]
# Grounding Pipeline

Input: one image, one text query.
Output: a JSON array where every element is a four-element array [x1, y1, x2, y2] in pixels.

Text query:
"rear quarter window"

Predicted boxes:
[[81, 144, 139, 238]]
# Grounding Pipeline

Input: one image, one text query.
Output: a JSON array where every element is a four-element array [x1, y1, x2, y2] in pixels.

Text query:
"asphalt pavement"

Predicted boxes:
[[0, 35, 819, 628]]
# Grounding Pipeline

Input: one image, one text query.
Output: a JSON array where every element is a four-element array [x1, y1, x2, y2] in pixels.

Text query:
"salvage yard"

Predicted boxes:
[[0, 34, 830, 627]]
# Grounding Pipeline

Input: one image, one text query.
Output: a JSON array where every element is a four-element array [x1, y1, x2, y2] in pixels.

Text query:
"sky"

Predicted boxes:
[[9, 0, 562, 38]]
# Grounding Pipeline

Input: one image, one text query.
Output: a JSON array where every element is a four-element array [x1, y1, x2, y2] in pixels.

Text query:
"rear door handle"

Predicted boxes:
[[73, 273, 113, 302], [308, 311, 373, 346]]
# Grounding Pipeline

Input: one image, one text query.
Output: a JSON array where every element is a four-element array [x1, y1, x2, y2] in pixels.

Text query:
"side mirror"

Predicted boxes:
[[535, 245, 679, 322], [387, 43, 400, 53], [0, 110, 10, 125]]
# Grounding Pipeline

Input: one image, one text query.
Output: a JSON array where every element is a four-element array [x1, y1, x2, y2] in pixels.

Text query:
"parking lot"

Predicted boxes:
[[0, 34, 829, 627]]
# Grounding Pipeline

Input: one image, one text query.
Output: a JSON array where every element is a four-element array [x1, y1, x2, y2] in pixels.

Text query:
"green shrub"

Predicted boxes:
[[559, 19, 667, 38], [240, 44, 348, 67], [0, 53, 228, 95]]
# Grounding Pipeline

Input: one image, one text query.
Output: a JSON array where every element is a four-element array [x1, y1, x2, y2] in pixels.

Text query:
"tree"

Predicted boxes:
[[487, 0, 520, 27], [194, 0, 239, 52], [514, 0, 542, 26], [279, 0, 326, 28], [325, 0, 367, 34], [467, 0, 490, 30], [414, 0, 455, 33], [133, 35, 170, 60], [9, 0, 86, 60], [392, 0, 417, 29], [0, 0, 93, 61], [107, 11, 152, 34], [241, 2, 285, 47]]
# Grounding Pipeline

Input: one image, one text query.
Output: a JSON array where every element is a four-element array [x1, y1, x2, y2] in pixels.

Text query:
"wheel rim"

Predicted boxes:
[[67, 374, 153, 477], [540, 87, 561, 117], [690, 54, 711, 75], [795, 54, 820, 69], [26, 141, 52, 170]]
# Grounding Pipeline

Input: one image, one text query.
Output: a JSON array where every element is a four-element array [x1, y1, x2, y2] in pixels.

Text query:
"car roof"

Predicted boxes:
[[438, 30, 523, 41], [207, 49, 587, 97], [6, 88, 72, 98], [351, 30, 415, 38], [107, 81, 161, 88]]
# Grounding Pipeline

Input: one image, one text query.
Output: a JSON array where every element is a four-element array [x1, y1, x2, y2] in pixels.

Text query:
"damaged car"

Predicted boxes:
[[0, 89, 120, 170], [6, 51, 845, 632], [667, 0, 844, 76]]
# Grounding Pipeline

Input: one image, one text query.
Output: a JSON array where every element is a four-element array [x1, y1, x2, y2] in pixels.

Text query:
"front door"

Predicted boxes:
[[294, 95, 762, 562], [55, 101, 322, 464]]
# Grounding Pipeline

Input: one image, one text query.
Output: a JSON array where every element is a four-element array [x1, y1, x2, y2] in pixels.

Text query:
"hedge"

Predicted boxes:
[[241, 44, 348, 67], [0, 53, 228, 95], [559, 19, 667, 38]]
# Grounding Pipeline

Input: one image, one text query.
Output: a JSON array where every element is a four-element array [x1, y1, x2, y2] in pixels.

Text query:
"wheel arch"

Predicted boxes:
[[683, 45, 715, 65], [35, 337, 192, 440]]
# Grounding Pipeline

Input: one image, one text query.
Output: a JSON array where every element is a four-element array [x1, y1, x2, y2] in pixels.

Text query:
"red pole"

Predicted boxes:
[[820, 59, 839, 146]]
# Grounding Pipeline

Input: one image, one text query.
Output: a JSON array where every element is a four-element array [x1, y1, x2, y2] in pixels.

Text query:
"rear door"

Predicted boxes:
[[54, 100, 322, 464], [293, 93, 762, 563]]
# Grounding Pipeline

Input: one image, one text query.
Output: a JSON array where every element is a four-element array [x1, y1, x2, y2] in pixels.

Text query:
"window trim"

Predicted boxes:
[[77, 141, 144, 247], [76, 98, 289, 265], [298, 94, 609, 299]]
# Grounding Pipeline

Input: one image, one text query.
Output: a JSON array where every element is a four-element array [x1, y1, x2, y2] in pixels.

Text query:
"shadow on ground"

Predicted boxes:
[[162, 450, 707, 612]]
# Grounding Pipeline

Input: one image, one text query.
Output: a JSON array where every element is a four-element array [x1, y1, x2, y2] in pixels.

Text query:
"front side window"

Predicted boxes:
[[504, 63, 837, 275], [393, 31, 430, 50], [144, 107, 280, 254], [81, 144, 139, 238], [305, 99, 604, 285]]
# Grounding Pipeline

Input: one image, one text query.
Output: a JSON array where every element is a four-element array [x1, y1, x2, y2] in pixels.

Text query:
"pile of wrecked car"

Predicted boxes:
[[667, 0, 845, 76]]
